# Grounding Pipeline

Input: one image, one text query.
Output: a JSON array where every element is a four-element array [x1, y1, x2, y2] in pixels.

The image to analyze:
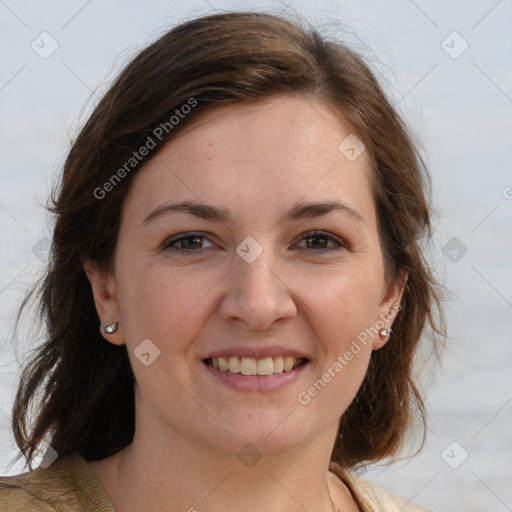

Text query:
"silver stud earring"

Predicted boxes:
[[379, 328, 392, 339], [104, 321, 118, 334]]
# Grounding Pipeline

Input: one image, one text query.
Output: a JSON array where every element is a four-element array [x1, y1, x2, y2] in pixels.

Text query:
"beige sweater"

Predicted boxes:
[[0, 452, 433, 511]]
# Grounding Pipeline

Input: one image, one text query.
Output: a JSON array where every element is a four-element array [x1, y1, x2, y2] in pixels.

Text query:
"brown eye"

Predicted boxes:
[[304, 235, 329, 249], [176, 236, 203, 249], [164, 233, 214, 252], [296, 231, 345, 252]]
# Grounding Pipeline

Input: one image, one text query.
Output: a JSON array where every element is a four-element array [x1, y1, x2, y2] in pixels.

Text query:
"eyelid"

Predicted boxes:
[[163, 230, 347, 253], [162, 231, 215, 251], [295, 230, 347, 251]]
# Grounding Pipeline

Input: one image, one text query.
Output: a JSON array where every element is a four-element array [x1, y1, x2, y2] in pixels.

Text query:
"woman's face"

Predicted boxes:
[[88, 95, 404, 456]]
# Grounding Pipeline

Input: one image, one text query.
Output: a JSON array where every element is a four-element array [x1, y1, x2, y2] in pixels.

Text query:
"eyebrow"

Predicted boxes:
[[142, 199, 364, 225]]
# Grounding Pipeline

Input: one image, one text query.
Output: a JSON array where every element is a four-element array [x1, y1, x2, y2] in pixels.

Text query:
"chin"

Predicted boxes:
[[211, 409, 315, 456]]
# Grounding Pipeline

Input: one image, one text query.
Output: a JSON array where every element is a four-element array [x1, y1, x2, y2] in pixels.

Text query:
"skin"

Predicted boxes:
[[84, 94, 405, 512]]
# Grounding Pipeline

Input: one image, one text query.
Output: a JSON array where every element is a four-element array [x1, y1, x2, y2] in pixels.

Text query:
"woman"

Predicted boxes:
[[0, 10, 444, 512]]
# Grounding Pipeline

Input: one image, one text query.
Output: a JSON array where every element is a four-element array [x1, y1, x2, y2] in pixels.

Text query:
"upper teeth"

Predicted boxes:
[[209, 356, 303, 376]]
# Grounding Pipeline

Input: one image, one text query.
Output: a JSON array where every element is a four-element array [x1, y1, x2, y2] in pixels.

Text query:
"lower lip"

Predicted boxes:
[[203, 361, 309, 392]]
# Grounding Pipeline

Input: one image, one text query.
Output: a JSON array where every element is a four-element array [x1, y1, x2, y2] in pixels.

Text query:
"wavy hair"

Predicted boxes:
[[7, 10, 445, 472]]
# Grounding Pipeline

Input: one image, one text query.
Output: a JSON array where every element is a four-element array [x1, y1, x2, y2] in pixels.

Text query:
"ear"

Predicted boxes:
[[372, 270, 408, 350], [83, 258, 125, 346]]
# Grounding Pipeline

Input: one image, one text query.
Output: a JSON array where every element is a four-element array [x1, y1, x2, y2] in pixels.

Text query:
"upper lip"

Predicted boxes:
[[203, 345, 310, 360]]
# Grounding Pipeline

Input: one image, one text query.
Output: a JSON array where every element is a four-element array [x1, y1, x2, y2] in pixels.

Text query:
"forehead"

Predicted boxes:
[[173, 95, 365, 166], [122, 95, 376, 226]]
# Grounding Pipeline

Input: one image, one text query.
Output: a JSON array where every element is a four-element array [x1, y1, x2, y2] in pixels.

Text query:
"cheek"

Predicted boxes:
[[305, 263, 382, 340], [297, 266, 381, 406], [116, 260, 215, 350]]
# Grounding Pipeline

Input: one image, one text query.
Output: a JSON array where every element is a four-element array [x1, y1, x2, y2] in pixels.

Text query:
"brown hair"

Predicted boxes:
[[7, 10, 445, 472]]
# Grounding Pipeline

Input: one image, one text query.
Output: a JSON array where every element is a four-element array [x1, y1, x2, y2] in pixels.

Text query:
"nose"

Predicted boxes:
[[219, 245, 297, 330]]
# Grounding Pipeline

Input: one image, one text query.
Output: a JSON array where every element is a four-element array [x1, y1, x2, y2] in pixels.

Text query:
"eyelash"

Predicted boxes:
[[163, 231, 346, 254]]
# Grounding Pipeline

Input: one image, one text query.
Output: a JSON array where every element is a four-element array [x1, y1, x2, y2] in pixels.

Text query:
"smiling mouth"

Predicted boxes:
[[204, 356, 306, 376]]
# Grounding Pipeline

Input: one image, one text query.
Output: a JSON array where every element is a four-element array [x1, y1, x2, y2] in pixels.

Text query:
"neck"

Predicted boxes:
[[90, 416, 351, 511]]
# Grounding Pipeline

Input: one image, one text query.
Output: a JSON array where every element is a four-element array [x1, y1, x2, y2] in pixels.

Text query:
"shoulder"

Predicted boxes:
[[348, 473, 434, 511], [331, 464, 434, 512], [0, 452, 114, 512]]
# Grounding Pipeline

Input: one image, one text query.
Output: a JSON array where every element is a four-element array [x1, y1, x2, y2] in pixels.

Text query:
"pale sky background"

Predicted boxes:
[[1, 1, 511, 511]]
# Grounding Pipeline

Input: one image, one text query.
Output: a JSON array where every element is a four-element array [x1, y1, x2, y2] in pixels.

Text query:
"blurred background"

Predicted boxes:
[[0, 1, 511, 510]]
